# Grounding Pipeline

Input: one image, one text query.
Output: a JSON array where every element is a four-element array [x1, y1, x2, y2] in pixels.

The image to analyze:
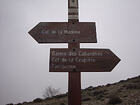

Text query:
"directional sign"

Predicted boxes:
[[49, 49, 120, 72], [28, 0, 121, 105], [29, 22, 97, 43]]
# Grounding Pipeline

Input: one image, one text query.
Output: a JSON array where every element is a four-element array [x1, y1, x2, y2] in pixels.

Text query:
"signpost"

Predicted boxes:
[[28, 0, 120, 105]]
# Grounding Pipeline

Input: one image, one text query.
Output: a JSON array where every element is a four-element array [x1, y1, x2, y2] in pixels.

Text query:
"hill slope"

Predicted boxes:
[[11, 75, 140, 105]]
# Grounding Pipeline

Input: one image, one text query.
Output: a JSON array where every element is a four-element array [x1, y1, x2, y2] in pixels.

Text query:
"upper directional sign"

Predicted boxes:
[[28, 22, 97, 43], [49, 49, 120, 72]]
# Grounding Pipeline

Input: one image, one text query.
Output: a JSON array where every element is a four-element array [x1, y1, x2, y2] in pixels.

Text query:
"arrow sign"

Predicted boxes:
[[49, 49, 120, 72], [29, 22, 97, 43]]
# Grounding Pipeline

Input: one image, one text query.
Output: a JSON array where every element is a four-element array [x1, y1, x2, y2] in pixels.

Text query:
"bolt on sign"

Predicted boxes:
[[28, 0, 120, 105]]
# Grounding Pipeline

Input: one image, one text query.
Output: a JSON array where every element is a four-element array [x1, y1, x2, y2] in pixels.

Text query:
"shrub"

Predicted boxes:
[[96, 94, 104, 100], [93, 90, 102, 96], [85, 86, 95, 91], [60, 103, 65, 105], [43, 86, 60, 98], [133, 79, 140, 83], [88, 89, 107, 98], [6, 104, 13, 105], [54, 94, 67, 98], [108, 95, 122, 104], [33, 98, 43, 103], [82, 97, 91, 101], [16, 103, 22, 105], [22, 102, 28, 104], [126, 84, 140, 89], [106, 84, 111, 87]]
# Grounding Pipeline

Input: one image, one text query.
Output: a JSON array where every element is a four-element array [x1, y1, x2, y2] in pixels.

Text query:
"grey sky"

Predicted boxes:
[[0, 0, 140, 105]]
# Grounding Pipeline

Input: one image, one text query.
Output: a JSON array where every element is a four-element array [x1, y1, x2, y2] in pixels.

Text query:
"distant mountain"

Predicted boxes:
[[8, 75, 140, 105]]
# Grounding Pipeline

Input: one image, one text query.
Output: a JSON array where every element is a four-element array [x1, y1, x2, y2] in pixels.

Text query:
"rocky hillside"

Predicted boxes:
[[8, 75, 140, 105]]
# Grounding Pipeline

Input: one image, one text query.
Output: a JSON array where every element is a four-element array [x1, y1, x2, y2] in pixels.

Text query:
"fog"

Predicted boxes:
[[0, 0, 140, 104]]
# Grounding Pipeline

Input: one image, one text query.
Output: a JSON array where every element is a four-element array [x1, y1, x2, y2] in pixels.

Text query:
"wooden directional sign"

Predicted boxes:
[[28, 22, 97, 43], [28, 0, 121, 105], [50, 49, 120, 72]]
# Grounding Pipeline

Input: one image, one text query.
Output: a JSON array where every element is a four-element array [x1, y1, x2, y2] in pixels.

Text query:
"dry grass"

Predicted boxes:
[[12, 75, 140, 105]]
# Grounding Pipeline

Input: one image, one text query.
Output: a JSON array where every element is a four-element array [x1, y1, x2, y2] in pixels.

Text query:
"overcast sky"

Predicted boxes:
[[0, 0, 140, 105]]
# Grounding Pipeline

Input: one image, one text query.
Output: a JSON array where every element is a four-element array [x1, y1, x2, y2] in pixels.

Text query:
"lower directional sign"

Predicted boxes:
[[49, 49, 120, 72]]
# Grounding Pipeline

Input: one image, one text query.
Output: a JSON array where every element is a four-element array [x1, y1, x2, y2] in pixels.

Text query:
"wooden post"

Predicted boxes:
[[68, 0, 79, 23], [68, 42, 81, 105], [68, 0, 81, 104], [68, 72, 81, 105]]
